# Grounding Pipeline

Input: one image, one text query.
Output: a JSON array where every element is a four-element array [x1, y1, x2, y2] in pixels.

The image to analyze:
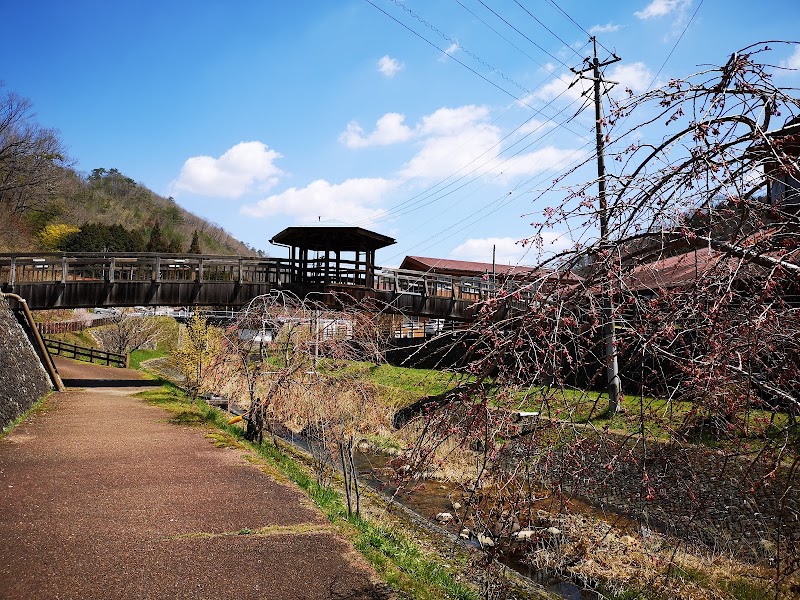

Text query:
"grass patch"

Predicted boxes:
[[333, 361, 467, 409], [129, 348, 169, 370], [671, 564, 709, 586], [139, 382, 478, 600], [48, 330, 98, 349], [508, 385, 792, 446], [720, 578, 772, 600]]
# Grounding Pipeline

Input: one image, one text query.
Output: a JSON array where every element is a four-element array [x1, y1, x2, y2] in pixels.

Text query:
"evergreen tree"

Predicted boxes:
[[188, 230, 201, 254], [146, 221, 167, 252]]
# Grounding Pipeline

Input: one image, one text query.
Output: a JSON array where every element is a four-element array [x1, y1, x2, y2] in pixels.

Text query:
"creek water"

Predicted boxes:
[[277, 428, 591, 598]]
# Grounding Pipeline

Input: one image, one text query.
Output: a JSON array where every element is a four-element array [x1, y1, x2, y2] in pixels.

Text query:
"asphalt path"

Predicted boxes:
[[0, 357, 389, 599]]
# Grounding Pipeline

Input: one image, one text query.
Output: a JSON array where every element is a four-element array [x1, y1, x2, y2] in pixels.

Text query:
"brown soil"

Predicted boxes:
[[0, 358, 390, 599]]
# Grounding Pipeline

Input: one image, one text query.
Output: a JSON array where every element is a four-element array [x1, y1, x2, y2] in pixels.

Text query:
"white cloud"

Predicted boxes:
[[589, 23, 621, 34], [516, 119, 553, 136], [418, 105, 491, 135], [450, 232, 573, 266], [240, 177, 393, 224], [439, 42, 459, 62], [634, 0, 690, 19], [610, 62, 655, 93], [377, 55, 404, 78], [781, 46, 800, 70], [533, 62, 654, 101], [535, 231, 573, 256], [450, 237, 528, 265], [339, 104, 576, 184], [172, 141, 283, 198], [398, 106, 498, 180], [339, 113, 414, 148], [490, 147, 579, 180]]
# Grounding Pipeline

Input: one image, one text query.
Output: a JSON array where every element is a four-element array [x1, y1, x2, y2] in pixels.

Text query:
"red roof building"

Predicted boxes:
[[399, 255, 580, 283]]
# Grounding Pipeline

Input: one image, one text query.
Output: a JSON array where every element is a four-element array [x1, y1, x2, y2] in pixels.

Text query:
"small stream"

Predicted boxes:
[[277, 428, 592, 599]]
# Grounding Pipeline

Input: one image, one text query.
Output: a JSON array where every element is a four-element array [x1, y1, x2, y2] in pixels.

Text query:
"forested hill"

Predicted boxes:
[[0, 85, 261, 256], [1, 167, 260, 255]]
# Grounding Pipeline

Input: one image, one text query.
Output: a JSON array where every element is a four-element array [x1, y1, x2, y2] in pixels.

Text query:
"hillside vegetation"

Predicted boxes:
[[0, 85, 260, 256]]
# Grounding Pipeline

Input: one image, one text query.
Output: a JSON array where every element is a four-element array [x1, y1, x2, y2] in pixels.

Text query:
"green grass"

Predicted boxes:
[[262, 357, 467, 410], [330, 361, 467, 409], [129, 348, 169, 370], [136, 383, 478, 600], [720, 578, 772, 600], [507, 385, 792, 445], [48, 330, 98, 349]]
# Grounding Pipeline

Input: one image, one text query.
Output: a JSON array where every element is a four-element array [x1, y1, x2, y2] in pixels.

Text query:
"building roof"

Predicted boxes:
[[270, 226, 396, 252], [400, 255, 543, 277], [625, 247, 720, 292], [625, 236, 799, 292]]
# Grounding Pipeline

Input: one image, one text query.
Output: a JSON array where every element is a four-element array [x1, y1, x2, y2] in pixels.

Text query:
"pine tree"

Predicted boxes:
[[146, 221, 166, 252], [188, 230, 201, 254]]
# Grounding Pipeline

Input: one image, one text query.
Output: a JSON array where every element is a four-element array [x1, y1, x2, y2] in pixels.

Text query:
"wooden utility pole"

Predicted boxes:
[[571, 37, 622, 413]]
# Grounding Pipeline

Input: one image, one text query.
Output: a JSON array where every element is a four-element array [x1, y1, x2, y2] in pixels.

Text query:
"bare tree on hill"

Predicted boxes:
[[0, 85, 71, 214]]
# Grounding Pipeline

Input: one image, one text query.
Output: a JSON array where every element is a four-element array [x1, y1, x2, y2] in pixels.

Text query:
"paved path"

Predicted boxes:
[[0, 358, 388, 599]]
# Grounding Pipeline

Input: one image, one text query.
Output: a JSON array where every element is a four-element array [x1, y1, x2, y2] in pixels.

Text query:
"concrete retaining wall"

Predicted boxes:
[[0, 298, 52, 431]]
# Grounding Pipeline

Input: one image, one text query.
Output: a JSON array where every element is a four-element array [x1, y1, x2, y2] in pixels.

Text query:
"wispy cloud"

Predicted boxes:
[[438, 42, 459, 62], [452, 232, 573, 264], [634, 0, 690, 19], [589, 23, 621, 34], [780, 45, 800, 70], [171, 141, 283, 198], [240, 177, 393, 224], [340, 104, 576, 183], [397, 105, 496, 180], [377, 55, 404, 78]]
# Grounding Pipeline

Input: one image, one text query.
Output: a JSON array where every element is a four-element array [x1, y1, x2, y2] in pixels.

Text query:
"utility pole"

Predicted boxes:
[[571, 37, 622, 413]]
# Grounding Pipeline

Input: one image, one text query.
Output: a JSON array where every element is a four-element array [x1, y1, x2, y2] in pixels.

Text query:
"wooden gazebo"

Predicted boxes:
[[270, 226, 396, 288]]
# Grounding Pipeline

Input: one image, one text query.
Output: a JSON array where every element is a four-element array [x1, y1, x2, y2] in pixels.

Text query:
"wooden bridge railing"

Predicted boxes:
[[374, 267, 540, 308], [43, 338, 128, 368], [0, 253, 548, 311]]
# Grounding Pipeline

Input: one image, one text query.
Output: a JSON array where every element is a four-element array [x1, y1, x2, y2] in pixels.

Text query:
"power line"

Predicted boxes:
[[382, 140, 594, 263], [541, 0, 614, 56], [364, 0, 549, 111], [387, 0, 538, 97], [355, 93, 591, 228], [451, 0, 588, 106], [647, 0, 704, 90], [511, 0, 583, 58], [352, 86, 591, 226], [474, 0, 571, 69], [364, 0, 591, 137]]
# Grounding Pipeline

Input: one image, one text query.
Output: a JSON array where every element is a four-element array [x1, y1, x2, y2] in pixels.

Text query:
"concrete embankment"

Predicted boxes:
[[0, 297, 51, 431]]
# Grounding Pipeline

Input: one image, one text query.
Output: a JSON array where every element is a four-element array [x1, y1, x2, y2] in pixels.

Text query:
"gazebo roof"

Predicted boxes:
[[270, 226, 396, 252]]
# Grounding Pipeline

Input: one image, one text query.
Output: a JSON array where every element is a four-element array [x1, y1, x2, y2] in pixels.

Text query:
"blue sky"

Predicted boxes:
[[3, 1, 799, 266]]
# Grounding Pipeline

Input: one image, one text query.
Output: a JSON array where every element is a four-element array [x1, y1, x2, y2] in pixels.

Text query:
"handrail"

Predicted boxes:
[[43, 338, 128, 369], [0, 252, 543, 308]]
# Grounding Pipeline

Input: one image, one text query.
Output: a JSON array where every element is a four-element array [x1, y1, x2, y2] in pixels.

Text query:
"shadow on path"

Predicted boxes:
[[59, 378, 163, 388]]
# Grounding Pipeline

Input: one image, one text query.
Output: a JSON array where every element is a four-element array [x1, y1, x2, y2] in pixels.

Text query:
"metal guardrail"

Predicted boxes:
[[43, 338, 128, 368]]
